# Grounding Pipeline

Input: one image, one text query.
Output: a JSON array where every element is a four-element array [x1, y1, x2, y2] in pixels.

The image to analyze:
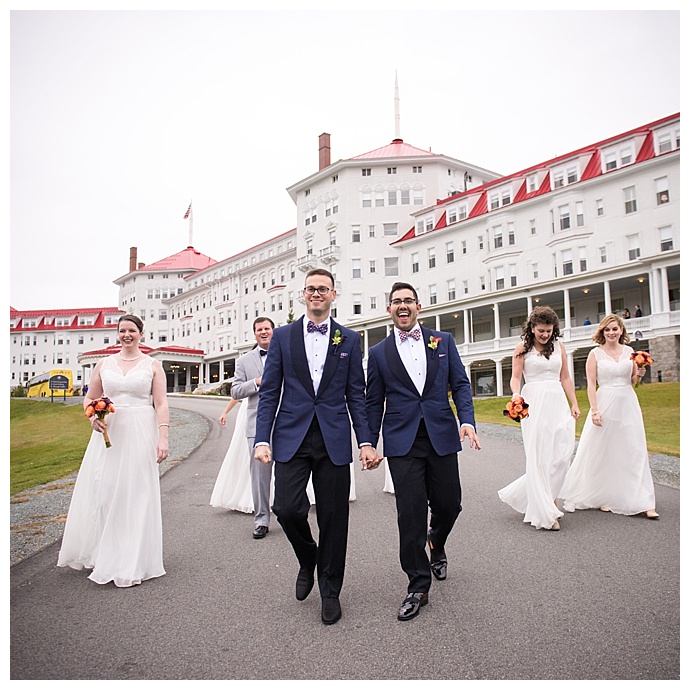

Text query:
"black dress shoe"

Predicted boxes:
[[321, 597, 342, 625], [295, 566, 315, 601], [398, 592, 428, 621], [253, 525, 269, 539], [429, 535, 447, 581]]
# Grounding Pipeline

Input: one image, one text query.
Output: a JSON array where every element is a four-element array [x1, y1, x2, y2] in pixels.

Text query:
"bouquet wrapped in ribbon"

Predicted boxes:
[[630, 350, 653, 387], [85, 396, 116, 448], [503, 396, 529, 423]]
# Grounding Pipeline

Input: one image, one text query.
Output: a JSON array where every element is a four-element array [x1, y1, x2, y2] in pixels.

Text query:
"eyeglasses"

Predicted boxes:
[[303, 286, 332, 295], [390, 298, 417, 306]]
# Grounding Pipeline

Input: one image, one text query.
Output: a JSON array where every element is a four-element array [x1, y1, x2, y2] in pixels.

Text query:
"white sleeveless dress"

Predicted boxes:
[[498, 347, 575, 529], [560, 345, 656, 514], [57, 355, 165, 587]]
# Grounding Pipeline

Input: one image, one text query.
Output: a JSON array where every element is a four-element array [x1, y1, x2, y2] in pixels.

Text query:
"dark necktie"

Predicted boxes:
[[307, 320, 328, 335], [398, 328, 421, 342]]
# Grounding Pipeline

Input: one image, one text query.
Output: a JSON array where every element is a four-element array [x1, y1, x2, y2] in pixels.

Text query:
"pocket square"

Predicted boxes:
[[340, 352, 349, 358], [439, 353, 447, 357]]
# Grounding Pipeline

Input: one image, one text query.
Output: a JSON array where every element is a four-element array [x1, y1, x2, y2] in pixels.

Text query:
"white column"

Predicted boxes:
[[494, 359, 504, 397], [660, 267, 670, 311], [493, 302, 500, 339], [526, 295, 533, 315], [185, 367, 191, 392], [219, 360, 225, 381], [463, 310, 469, 344], [563, 288, 571, 329], [648, 269, 658, 314], [604, 281, 612, 316], [435, 314, 440, 331]]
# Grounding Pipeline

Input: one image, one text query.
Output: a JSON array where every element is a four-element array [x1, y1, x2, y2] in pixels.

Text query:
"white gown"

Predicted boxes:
[[212, 405, 357, 510], [57, 356, 165, 587], [560, 346, 656, 515], [498, 347, 575, 529]]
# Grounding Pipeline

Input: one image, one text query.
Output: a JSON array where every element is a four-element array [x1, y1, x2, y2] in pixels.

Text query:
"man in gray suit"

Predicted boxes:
[[231, 317, 275, 539]]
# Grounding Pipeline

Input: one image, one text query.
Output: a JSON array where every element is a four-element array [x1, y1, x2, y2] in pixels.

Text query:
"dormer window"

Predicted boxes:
[[602, 142, 635, 172]]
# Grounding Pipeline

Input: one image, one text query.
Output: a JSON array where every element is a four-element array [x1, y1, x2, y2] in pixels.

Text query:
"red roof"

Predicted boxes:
[[352, 139, 436, 160], [10, 307, 124, 332], [79, 344, 205, 358], [138, 246, 217, 272], [392, 113, 679, 244]]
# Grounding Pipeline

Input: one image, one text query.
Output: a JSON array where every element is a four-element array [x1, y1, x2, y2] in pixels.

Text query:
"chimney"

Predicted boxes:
[[318, 132, 331, 170], [129, 247, 137, 272]]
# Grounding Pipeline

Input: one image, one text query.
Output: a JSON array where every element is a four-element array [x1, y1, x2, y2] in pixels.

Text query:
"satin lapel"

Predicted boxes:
[[421, 326, 440, 397], [316, 320, 341, 397], [384, 333, 418, 395], [290, 317, 315, 398]]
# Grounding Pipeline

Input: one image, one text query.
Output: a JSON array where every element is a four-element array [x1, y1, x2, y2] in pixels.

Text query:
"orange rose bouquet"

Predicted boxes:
[[85, 396, 116, 448], [630, 351, 653, 387], [504, 396, 529, 423]]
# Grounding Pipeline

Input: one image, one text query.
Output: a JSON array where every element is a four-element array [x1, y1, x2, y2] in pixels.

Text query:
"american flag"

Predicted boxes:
[[183, 202, 192, 219]]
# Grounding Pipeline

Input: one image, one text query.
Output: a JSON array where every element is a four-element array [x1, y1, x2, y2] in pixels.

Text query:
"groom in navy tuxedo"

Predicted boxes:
[[366, 281, 481, 621], [254, 268, 378, 625]]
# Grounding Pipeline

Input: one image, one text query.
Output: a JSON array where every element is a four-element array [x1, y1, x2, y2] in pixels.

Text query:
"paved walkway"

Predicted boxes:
[[10, 396, 680, 680]]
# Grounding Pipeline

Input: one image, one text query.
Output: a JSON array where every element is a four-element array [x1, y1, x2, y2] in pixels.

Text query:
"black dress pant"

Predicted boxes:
[[272, 416, 351, 599], [387, 419, 462, 593]]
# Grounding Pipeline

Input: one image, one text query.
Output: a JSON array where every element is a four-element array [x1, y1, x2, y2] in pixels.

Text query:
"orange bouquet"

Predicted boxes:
[[504, 396, 529, 423], [630, 351, 653, 387], [85, 396, 116, 448]]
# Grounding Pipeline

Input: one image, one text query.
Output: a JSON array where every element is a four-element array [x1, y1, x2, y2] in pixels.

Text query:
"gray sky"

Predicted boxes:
[[10, 9, 680, 310]]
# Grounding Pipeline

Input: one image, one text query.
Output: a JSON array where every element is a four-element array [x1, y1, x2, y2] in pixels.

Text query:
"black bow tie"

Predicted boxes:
[[307, 320, 328, 335], [259, 349, 267, 356]]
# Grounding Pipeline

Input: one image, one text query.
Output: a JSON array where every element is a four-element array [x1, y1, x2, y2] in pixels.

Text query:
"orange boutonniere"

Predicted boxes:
[[504, 396, 529, 423], [630, 350, 653, 387], [85, 396, 116, 447]]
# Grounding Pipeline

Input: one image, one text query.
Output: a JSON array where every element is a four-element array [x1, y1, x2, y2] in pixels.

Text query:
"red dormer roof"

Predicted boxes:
[[392, 112, 679, 245], [10, 307, 124, 331], [138, 246, 217, 272], [352, 139, 436, 159]]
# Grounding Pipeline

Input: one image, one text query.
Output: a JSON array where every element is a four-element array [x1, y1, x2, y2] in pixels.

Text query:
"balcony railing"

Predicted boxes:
[[318, 245, 341, 264]]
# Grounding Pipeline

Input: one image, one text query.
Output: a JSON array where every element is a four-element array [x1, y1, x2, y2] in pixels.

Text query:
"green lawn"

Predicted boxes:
[[472, 382, 679, 457], [9, 382, 680, 496], [10, 399, 92, 495]]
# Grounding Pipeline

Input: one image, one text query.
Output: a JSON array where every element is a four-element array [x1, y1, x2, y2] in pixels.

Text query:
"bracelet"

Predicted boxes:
[[158, 423, 170, 428]]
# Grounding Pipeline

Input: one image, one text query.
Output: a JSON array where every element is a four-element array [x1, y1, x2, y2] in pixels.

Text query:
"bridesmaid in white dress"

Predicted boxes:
[[58, 314, 167, 587], [560, 314, 658, 518], [498, 306, 581, 531]]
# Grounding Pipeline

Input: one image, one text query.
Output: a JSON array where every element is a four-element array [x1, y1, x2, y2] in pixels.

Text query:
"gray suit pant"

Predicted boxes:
[[247, 437, 273, 528]]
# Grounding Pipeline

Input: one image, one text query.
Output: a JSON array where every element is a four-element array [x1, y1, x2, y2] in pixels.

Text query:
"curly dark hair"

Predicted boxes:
[[519, 306, 561, 359]]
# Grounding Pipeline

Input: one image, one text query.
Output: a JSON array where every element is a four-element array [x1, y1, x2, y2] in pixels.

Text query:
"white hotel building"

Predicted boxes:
[[10, 113, 680, 395]]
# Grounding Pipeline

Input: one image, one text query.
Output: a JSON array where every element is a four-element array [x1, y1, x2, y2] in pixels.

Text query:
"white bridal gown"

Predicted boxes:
[[560, 345, 656, 515], [498, 348, 575, 529], [57, 356, 165, 587]]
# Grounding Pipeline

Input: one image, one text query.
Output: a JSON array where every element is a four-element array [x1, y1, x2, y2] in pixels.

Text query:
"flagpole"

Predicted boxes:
[[183, 201, 193, 247]]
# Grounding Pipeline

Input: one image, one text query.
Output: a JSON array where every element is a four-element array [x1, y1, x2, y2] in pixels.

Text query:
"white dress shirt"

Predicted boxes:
[[394, 326, 426, 395], [304, 317, 330, 394]]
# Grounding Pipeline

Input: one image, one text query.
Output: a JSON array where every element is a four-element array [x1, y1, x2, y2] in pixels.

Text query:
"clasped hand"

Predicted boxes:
[[359, 445, 382, 471]]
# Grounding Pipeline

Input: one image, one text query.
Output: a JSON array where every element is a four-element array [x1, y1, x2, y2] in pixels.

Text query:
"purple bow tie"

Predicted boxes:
[[307, 320, 328, 335], [399, 328, 421, 342]]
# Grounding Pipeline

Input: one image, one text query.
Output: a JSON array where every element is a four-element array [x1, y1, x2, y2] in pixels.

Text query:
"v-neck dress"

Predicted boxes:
[[560, 345, 656, 515], [57, 355, 165, 587]]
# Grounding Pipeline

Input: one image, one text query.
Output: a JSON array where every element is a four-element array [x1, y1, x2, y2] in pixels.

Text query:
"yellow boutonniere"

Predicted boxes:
[[332, 329, 342, 347], [428, 336, 441, 350]]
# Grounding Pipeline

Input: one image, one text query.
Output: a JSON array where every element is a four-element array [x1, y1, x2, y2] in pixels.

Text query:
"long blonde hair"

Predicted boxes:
[[592, 314, 630, 345]]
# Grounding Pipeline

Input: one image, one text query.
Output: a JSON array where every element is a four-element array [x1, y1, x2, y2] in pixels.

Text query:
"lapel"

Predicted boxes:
[[420, 326, 440, 397], [316, 319, 341, 397], [384, 332, 419, 396], [251, 347, 264, 374], [289, 317, 315, 399]]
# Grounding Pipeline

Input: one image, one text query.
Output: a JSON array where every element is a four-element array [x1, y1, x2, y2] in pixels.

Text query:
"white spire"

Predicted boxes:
[[394, 71, 400, 140]]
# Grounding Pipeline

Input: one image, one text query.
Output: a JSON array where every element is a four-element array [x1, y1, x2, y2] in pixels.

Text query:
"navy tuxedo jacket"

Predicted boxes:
[[366, 326, 475, 458], [254, 316, 370, 465]]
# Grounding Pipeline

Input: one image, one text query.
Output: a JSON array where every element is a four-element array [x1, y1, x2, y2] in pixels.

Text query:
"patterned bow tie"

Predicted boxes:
[[399, 328, 421, 342], [307, 320, 328, 335], [259, 349, 267, 356]]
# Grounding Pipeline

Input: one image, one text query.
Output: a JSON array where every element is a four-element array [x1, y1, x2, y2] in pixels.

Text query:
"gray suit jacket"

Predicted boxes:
[[230, 347, 265, 438]]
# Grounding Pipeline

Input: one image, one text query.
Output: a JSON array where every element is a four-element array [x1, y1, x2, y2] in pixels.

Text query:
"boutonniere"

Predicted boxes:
[[332, 329, 345, 354], [428, 335, 442, 356]]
